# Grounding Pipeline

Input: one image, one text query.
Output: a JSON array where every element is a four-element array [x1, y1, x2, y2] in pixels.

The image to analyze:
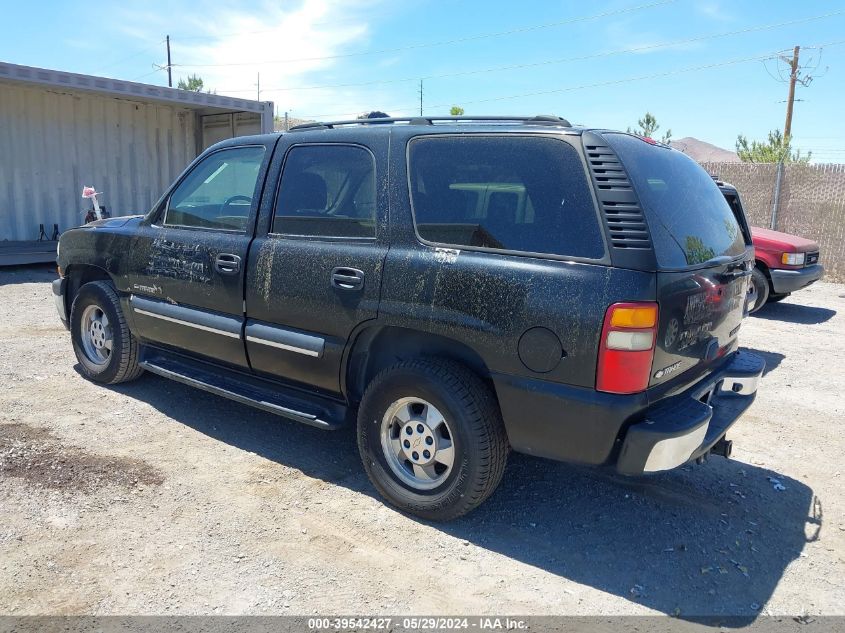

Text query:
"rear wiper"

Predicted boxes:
[[701, 255, 734, 267], [700, 255, 752, 281]]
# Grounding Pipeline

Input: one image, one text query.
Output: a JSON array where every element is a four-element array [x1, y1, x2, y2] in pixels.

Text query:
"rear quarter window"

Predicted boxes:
[[408, 135, 605, 260], [607, 133, 746, 268]]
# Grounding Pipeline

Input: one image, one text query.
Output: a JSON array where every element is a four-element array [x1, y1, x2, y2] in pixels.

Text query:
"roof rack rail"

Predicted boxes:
[[289, 114, 572, 131]]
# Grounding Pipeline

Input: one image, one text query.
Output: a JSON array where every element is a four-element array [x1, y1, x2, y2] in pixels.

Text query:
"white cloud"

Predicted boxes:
[[113, 0, 396, 118], [695, 2, 734, 22]]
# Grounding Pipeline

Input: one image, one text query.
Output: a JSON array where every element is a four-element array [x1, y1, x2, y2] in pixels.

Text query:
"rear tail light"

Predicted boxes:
[[597, 302, 658, 394]]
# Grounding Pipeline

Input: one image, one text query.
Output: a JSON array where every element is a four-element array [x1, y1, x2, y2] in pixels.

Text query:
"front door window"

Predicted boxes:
[[164, 146, 266, 232]]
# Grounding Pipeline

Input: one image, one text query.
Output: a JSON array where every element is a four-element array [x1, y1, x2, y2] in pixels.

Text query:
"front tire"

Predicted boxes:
[[749, 267, 770, 314], [357, 358, 508, 521], [70, 281, 144, 384], [767, 292, 790, 304]]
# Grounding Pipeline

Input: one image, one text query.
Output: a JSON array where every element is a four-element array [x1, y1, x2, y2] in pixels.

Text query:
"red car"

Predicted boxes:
[[720, 183, 824, 313]]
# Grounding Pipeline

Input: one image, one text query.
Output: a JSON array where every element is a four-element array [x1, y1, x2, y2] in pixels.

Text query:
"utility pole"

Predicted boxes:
[[783, 46, 800, 140], [256, 72, 260, 102], [284, 111, 289, 131], [418, 79, 423, 116], [166, 35, 172, 87]]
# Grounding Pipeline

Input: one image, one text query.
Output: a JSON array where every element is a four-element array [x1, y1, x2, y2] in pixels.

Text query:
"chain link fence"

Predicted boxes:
[[702, 162, 845, 282]]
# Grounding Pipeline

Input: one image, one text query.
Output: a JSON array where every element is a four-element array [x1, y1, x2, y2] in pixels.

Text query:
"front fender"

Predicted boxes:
[[57, 217, 144, 292]]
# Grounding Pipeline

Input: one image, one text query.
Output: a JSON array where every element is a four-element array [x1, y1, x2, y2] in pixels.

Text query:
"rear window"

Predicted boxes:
[[408, 136, 604, 260], [607, 134, 746, 268]]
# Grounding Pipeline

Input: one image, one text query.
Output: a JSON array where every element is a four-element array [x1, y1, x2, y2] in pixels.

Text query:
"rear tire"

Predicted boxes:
[[70, 281, 144, 384], [749, 267, 770, 314], [357, 358, 508, 521]]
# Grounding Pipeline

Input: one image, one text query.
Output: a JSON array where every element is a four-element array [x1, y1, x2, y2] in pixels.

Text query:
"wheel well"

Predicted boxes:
[[345, 326, 494, 405], [64, 264, 113, 313], [754, 260, 775, 291]]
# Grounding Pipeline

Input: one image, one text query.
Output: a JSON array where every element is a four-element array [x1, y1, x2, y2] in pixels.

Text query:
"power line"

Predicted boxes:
[[297, 37, 845, 119], [132, 67, 165, 82], [173, 0, 677, 68], [297, 49, 794, 120], [215, 10, 845, 94], [90, 39, 166, 76], [429, 52, 803, 108], [809, 38, 845, 48], [426, 40, 845, 110], [766, 38, 845, 139]]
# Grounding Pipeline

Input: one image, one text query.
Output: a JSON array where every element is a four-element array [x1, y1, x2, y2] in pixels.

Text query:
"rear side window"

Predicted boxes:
[[273, 144, 376, 238], [408, 136, 604, 259], [722, 190, 753, 244], [607, 134, 746, 268]]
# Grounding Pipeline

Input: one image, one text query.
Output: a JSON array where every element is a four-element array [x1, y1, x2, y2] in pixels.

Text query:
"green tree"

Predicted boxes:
[[177, 74, 205, 92], [628, 112, 671, 144], [450, 106, 465, 116], [735, 129, 811, 164], [684, 235, 716, 265]]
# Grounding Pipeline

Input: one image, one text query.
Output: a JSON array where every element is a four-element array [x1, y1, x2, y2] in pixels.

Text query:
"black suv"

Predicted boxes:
[[54, 115, 765, 520]]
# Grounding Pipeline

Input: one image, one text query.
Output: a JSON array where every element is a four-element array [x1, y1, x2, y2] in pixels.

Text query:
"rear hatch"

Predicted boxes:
[[605, 133, 754, 392]]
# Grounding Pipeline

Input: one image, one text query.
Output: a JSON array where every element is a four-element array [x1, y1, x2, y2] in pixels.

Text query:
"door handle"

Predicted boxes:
[[215, 253, 241, 275], [331, 267, 364, 290]]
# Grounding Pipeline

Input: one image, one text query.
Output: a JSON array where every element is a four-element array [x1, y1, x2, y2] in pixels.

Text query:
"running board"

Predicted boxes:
[[139, 349, 347, 430]]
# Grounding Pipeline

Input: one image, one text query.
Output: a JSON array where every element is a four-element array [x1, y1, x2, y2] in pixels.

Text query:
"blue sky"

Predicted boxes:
[[2, 0, 844, 161]]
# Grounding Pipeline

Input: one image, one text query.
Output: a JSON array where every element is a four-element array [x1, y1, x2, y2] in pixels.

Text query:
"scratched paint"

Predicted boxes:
[[145, 235, 212, 284]]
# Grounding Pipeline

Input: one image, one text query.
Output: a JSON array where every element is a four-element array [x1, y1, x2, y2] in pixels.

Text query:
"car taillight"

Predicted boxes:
[[596, 302, 658, 394]]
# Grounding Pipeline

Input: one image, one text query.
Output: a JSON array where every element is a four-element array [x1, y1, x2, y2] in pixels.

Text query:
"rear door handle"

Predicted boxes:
[[215, 253, 241, 275], [331, 267, 364, 290]]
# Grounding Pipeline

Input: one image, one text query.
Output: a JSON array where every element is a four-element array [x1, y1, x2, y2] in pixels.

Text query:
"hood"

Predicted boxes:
[[750, 226, 819, 253], [84, 215, 144, 229]]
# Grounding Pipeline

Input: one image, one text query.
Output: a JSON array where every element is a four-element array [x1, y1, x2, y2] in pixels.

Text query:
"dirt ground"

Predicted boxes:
[[1, 264, 843, 619]]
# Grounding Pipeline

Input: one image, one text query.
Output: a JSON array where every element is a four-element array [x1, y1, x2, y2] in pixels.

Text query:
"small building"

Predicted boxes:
[[0, 61, 274, 264]]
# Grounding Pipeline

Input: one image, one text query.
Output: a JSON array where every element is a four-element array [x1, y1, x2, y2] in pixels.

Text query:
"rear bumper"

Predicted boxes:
[[53, 277, 69, 329], [492, 350, 764, 469], [616, 351, 765, 475], [493, 373, 649, 465], [770, 264, 824, 294]]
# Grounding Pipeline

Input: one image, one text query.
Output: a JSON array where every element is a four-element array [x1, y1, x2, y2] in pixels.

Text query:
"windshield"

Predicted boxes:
[[607, 133, 746, 268]]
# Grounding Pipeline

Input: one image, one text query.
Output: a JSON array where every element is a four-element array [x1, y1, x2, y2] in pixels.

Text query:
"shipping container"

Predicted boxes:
[[0, 61, 274, 264]]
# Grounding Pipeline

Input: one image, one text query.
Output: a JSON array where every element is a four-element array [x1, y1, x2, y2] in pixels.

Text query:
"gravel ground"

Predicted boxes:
[[0, 265, 843, 618]]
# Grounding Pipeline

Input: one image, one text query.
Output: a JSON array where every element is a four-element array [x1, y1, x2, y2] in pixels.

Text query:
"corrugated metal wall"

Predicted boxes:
[[201, 112, 262, 149], [0, 82, 198, 242]]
